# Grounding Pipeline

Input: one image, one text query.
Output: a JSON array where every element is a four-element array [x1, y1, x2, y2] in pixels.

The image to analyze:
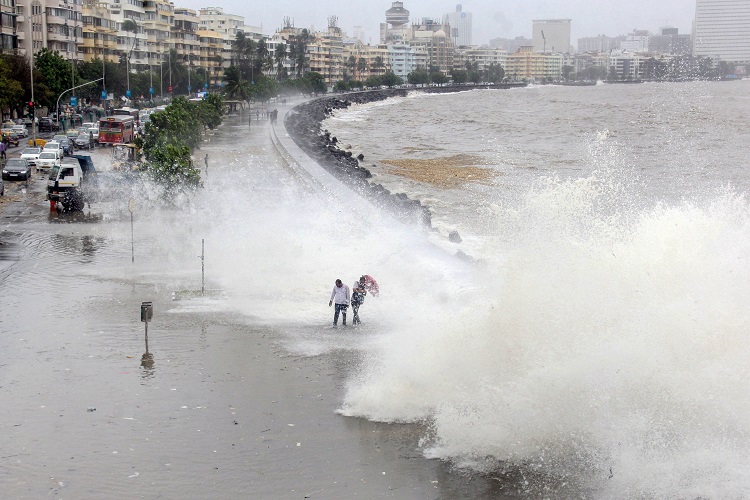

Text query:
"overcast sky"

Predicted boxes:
[[180, 0, 696, 45]]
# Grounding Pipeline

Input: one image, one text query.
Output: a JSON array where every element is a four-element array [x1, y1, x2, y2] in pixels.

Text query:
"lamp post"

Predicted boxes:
[[29, 0, 41, 145]]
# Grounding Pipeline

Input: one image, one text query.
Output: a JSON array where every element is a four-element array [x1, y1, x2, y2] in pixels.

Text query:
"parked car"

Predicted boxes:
[[11, 125, 28, 138], [19, 147, 42, 166], [74, 133, 92, 149], [2, 158, 32, 181], [39, 117, 59, 132], [59, 138, 74, 156], [37, 149, 62, 170]]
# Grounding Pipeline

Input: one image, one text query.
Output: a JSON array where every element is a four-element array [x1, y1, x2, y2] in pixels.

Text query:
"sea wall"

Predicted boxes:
[[283, 84, 526, 228]]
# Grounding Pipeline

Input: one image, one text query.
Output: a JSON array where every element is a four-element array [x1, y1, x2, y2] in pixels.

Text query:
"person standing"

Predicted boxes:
[[0, 139, 6, 160], [329, 279, 350, 326], [351, 277, 367, 325]]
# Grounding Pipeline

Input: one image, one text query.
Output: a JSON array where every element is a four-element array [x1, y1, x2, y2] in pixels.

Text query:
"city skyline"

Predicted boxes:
[[176, 0, 697, 45]]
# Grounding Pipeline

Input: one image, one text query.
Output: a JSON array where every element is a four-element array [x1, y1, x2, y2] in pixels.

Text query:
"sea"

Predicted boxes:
[[320, 80, 750, 497]]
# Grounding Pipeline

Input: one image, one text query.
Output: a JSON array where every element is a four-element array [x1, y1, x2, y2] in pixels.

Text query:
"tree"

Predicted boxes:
[[372, 56, 386, 74], [450, 69, 468, 84], [356, 57, 367, 79], [0, 57, 24, 117], [430, 70, 448, 85], [407, 67, 430, 86], [486, 63, 505, 83], [380, 71, 403, 88], [274, 43, 287, 78], [334, 80, 349, 92], [561, 65, 574, 81], [222, 65, 250, 101], [34, 48, 72, 111]]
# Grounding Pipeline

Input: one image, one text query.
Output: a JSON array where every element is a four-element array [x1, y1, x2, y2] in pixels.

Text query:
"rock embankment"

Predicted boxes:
[[283, 88, 433, 227]]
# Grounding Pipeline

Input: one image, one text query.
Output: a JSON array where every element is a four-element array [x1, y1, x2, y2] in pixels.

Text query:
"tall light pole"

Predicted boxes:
[[29, 0, 41, 145]]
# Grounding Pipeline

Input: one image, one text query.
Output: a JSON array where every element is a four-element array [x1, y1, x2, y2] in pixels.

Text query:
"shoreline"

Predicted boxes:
[[283, 84, 526, 229]]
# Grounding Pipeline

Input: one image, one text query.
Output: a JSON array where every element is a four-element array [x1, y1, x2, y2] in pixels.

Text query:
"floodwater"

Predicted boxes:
[[0, 115, 520, 499]]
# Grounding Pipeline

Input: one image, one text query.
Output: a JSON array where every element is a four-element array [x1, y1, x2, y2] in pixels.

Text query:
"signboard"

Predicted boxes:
[[187, 85, 192, 92], [149, 87, 154, 95], [101, 90, 107, 99], [70, 96, 78, 106], [168, 86, 173, 93], [126, 89, 131, 98]]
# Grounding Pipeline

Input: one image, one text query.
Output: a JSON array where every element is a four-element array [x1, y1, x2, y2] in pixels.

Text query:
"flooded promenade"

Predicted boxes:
[[0, 111, 509, 499]]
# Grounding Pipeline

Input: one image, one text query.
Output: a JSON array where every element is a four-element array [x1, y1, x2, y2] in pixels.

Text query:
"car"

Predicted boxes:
[[36, 149, 62, 170], [1, 131, 20, 147], [87, 126, 99, 143], [59, 138, 74, 156], [11, 125, 28, 138], [19, 146, 42, 166], [2, 158, 32, 181], [39, 117, 59, 132], [74, 133, 91, 149], [53, 134, 67, 142], [81, 122, 96, 130], [66, 129, 79, 141]]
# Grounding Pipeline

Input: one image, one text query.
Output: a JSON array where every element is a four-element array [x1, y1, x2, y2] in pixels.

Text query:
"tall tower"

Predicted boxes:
[[380, 1, 410, 43], [443, 4, 472, 47], [693, 0, 750, 62]]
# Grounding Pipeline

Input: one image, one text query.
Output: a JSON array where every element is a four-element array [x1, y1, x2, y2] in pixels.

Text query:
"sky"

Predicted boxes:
[[180, 0, 697, 46]]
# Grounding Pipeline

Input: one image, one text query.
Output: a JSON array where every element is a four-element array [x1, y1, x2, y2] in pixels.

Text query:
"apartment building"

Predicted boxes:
[[198, 7, 243, 77], [505, 45, 562, 80], [307, 19, 344, 85], [1, 0, 19, 55], [342, 38, 390, 80], [16, 0, 83, 60], [454, 45, 507, 73], [693, 0, 750, 62]]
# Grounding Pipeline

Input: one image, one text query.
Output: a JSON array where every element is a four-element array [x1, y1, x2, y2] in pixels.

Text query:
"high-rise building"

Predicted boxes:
[[532, 19, 571, 53], [693, 0, 750, 62], [380, 1, 410, 43], [443, 4, 472, 47], [649, 27, 691, 55]]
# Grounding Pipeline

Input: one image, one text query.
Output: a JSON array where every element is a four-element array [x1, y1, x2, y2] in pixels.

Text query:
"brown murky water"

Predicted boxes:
[[0, 115, 520, 499]]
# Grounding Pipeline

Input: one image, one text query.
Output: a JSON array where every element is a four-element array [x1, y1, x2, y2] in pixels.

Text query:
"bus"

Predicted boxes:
[[113, 107, 140, 126], [98, 115, 135, 145]]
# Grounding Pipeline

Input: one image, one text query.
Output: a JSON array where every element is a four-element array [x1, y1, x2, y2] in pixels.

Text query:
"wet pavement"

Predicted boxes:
[[0, 112, 519, 499]]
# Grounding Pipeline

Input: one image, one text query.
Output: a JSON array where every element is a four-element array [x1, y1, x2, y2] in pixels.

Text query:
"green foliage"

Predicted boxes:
[[381, 71, 403, 88], [0, 58, 24, 115], [407, 68, 430, 86], [35, 48, 73, 110], [334, 80, 349, 92], [486, 63, 505, 83], [450, 69, 468, 84], [430, 71, 448, 85], [145, 141, 201, 198], [140, 95, 225, 194]]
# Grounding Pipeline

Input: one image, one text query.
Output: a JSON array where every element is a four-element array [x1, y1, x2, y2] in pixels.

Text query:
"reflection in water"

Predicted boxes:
[[140, 326, 155, 379]]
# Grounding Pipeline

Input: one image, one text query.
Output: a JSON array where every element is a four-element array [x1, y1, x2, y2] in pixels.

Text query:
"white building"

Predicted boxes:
[[693, 0, 750, 62], [443, 4, 471, 47], [532, 19, 571, 53], [619, 30, 650, 52], [387, 41, 425, 77], [16, 0, 84, 61]]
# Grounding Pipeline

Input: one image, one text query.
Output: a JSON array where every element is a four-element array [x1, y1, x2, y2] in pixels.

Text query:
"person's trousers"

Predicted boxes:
[[352, 303, 361, 324], [334, 303, 348, 325]]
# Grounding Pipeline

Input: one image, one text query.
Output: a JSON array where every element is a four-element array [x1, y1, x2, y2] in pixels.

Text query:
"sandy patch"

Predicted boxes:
[[379, 154, 500, 189]]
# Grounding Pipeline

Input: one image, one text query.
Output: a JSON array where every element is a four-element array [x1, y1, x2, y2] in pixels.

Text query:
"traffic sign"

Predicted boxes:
[[101, 90, 107, 99], [149, 87, 154, 95], [168, 86, 173, 93], [70, 96, 78, 106], [126, 89, 131, 98]]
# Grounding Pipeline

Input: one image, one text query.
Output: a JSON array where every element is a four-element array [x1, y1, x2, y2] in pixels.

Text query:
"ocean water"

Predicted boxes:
[[317, 81, 750, 497]]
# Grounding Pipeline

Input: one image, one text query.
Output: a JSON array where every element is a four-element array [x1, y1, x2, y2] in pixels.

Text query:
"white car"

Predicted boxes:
[[37, 149, 62, 170], [11, 125, 28, 138], [19, 147, 42, 167], [43, 141, 63, 153], [81, 122, 96, 129]]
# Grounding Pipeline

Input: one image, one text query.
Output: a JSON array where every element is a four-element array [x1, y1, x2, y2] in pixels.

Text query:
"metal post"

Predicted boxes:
[[129, 197, 135, 262], [201, 238, 205, 296], [204, 153, 208, 180]]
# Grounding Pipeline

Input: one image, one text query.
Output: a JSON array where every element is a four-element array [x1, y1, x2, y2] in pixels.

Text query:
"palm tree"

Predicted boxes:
[[356, 57, 367, 79], [372, 56, 385, 75], [274, 43, 286, 78], [222, 66, 250, 101]]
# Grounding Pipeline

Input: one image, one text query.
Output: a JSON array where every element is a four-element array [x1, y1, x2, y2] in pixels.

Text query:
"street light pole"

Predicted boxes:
[[29, 0, 41, 145]]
